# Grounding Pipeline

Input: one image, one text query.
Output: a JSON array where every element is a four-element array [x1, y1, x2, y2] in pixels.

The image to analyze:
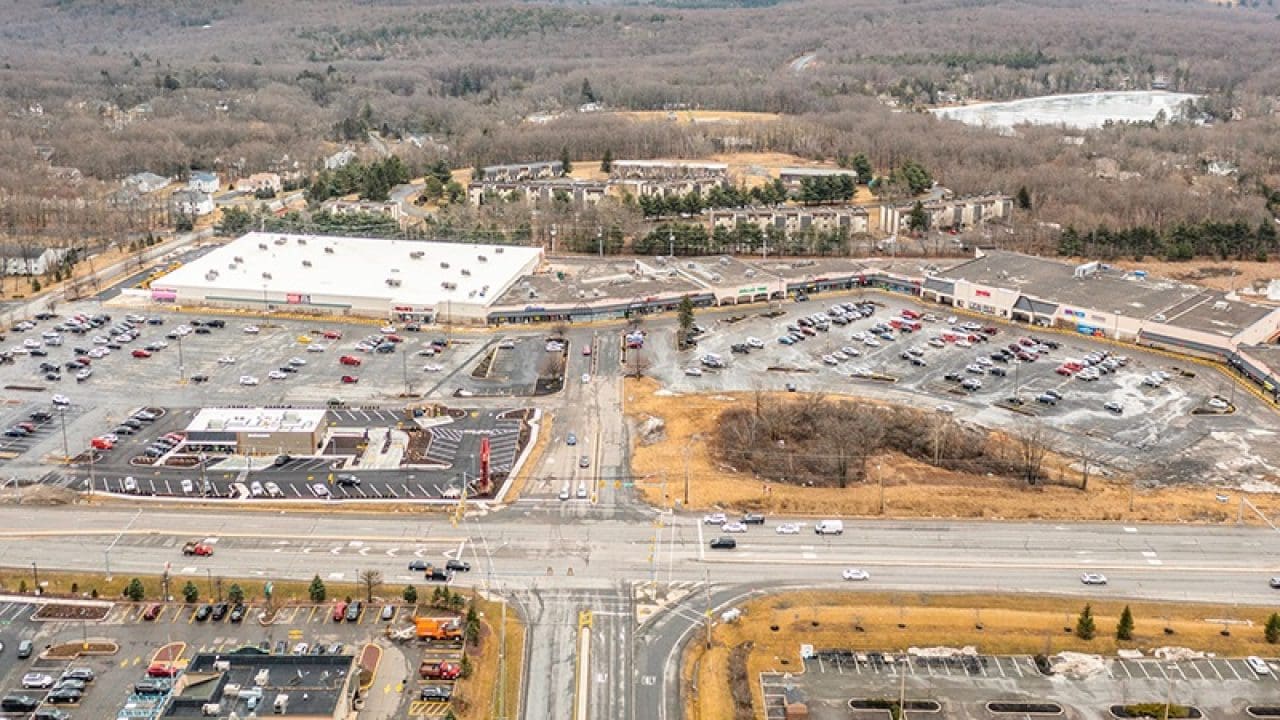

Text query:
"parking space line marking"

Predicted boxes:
[[1206, 660, 1225, 681], [1186, 662, 1205, 680], [1011, 656, 1023, 677], [1225, 660, 1244, 680]]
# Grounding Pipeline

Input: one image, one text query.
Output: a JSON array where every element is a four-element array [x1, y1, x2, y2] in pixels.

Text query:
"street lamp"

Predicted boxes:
[[668, 232, 675, 258], [175, 332, 185, 382], [597, 228, 604, 258], [57, 407, 70, 463], [30, 562, 39, 595]]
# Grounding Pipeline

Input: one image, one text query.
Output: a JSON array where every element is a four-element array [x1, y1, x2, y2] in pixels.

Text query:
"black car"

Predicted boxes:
[[114, 426, 137, 435], [408, 560, 429, 571], [206, 319, 226, 328], [29, 411, 52, 422], [34, 708, 72, 720], [1, 695, 39, 712], [166, 331, 180, 340], [445, 559, 471, 572], [709, 537, 737, 550], [730, 344, 749, 354], [195, 327, 212, 334], [106, 342, 122, 350], [61, 668, 94, 683], [944, 372, 962, 382], [73, 347, 89, 356], [278, 365, 298, 373], [194, 604, 212, 621], [420, 685, 453, 701], [44, 372, 60, 381], [274, 640, 287, 654], [191, 375, 209, 383], [344, 600, 362, 622], [45, 689, 82, 705], [147, 317, 164, 325], [741, 512, 766, 525], [229, 604, 246, 623], [336, 474, 361, 487], [210, 603, 229, 621]]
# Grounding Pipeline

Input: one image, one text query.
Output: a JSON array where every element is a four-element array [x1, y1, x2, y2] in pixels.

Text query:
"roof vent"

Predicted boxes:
[[324, 246, 335, 254], [478, 255, 488, 263], [386, 278, 402, 287], [440, 262, 450, 269], [297, 237, 306, 245], [461, 268, 471, 276], [494, 247, 505, 253], [302, 260, 312, 267], [233, 256, 244, 263], [258, 243, 268, 250], [273, 237, 287, 245], [410, 251, 425, 259], [261, 272, 272, 279]]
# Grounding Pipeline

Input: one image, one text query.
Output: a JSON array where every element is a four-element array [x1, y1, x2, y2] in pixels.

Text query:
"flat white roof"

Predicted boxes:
[[158, 232, 543, 310], [613, 160, 728, 169], [186, 407, 327, 435]]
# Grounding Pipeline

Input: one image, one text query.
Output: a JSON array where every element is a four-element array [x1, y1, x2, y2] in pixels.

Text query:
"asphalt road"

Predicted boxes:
[[8, 506, 1277, 720]]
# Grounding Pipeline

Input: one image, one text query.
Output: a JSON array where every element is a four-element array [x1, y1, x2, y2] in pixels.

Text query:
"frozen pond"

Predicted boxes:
[[930, 90, 1200, 131]]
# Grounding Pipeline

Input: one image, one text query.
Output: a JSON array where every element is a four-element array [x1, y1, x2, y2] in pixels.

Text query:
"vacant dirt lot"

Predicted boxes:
[[625, 377, 1280, 523], [685, 590, 1280, 720]]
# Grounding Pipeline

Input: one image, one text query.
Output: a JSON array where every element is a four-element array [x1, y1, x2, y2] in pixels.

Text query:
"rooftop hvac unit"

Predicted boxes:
[[214, 660, 231, 672], [234, 256, 244, 263], [494, 247, 504, 253], [440, 262, 450, 269], [262, 272, 272, 279], [390, 267, 400, 273], [441, 281, 457, 290], [254, 669, 270, 687], [686, 263, 696, 270], [410, 251, 425, 259], [527, 290, 536, 299], [745, 269, 755, 277], [719, 256, 730, 265], [469, 290, 477, 298], [386, 278, 402, 287], [258, 243, 268, 250], [206, 271, 218, 281], [478, 255, 487, 262], [461, 268, 471, 276], [324, 246, 335, 254], [711, 273, 722, 282], [302, 260, 312, 267], [200, 703, 221, 716], [578, 290, 586, 299], [297, 237, 306, 245], [1213, 301, 1229, 311], [273, 237, 286, 245]]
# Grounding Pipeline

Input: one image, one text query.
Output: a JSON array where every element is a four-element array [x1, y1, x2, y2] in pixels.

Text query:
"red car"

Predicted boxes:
[[132, 349, 152, 358], [419, 661, 462, 680], [339, 355, 362, 366], [341, 375, 359, 384], [147, 664, 179, 678], [91, 437, 114, 450], [75, 356, 91, 366], [1055, 365, 1074, 376], [323, 330, 342, 340], [385, 334, 403, 343]]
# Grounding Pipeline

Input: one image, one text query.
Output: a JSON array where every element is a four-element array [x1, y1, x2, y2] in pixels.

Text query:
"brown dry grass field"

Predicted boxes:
[[613, 110, 783, 125], [624, 377, 1280, 523], [684, 590, 1280, 720]]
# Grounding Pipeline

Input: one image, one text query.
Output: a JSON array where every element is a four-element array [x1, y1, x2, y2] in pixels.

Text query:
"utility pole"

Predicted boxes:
[[703, 568, 713, 649]]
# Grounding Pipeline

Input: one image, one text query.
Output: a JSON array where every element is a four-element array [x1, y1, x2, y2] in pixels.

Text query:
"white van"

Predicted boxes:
[[815, 520, 844, 535]]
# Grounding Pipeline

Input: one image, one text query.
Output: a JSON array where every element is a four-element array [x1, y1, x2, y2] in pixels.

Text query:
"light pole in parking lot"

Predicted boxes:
[[175, 333, 185, 382], [56, 406, 70, 463]]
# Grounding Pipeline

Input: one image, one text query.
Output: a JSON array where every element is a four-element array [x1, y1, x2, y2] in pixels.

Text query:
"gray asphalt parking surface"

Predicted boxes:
[[638, 292, 1280, 485], [762, 652, 1280, 720]]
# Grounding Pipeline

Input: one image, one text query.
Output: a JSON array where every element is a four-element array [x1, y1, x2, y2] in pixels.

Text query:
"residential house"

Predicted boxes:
[[710, 206, 870, 238], [234, 172, 284, 195], [609, 160, 728, 181], [319, 198, 403, 224], [324, 149, 357, 170], [123, 172, 171, 194], [777, 167, 857, 192], [879, 194, 1012, 235], [468, 180, 607, 207], [480, 161, 564, 182], [188, 171, 219, 194], [610, 177, 727, 201], [0, 243, 71, 276], [171, 190, 215, 217]]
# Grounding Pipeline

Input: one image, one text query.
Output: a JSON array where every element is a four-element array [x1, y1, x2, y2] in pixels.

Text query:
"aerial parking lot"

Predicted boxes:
[[640, 292, 1280, 485], [762, 650, 1280, 720]]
